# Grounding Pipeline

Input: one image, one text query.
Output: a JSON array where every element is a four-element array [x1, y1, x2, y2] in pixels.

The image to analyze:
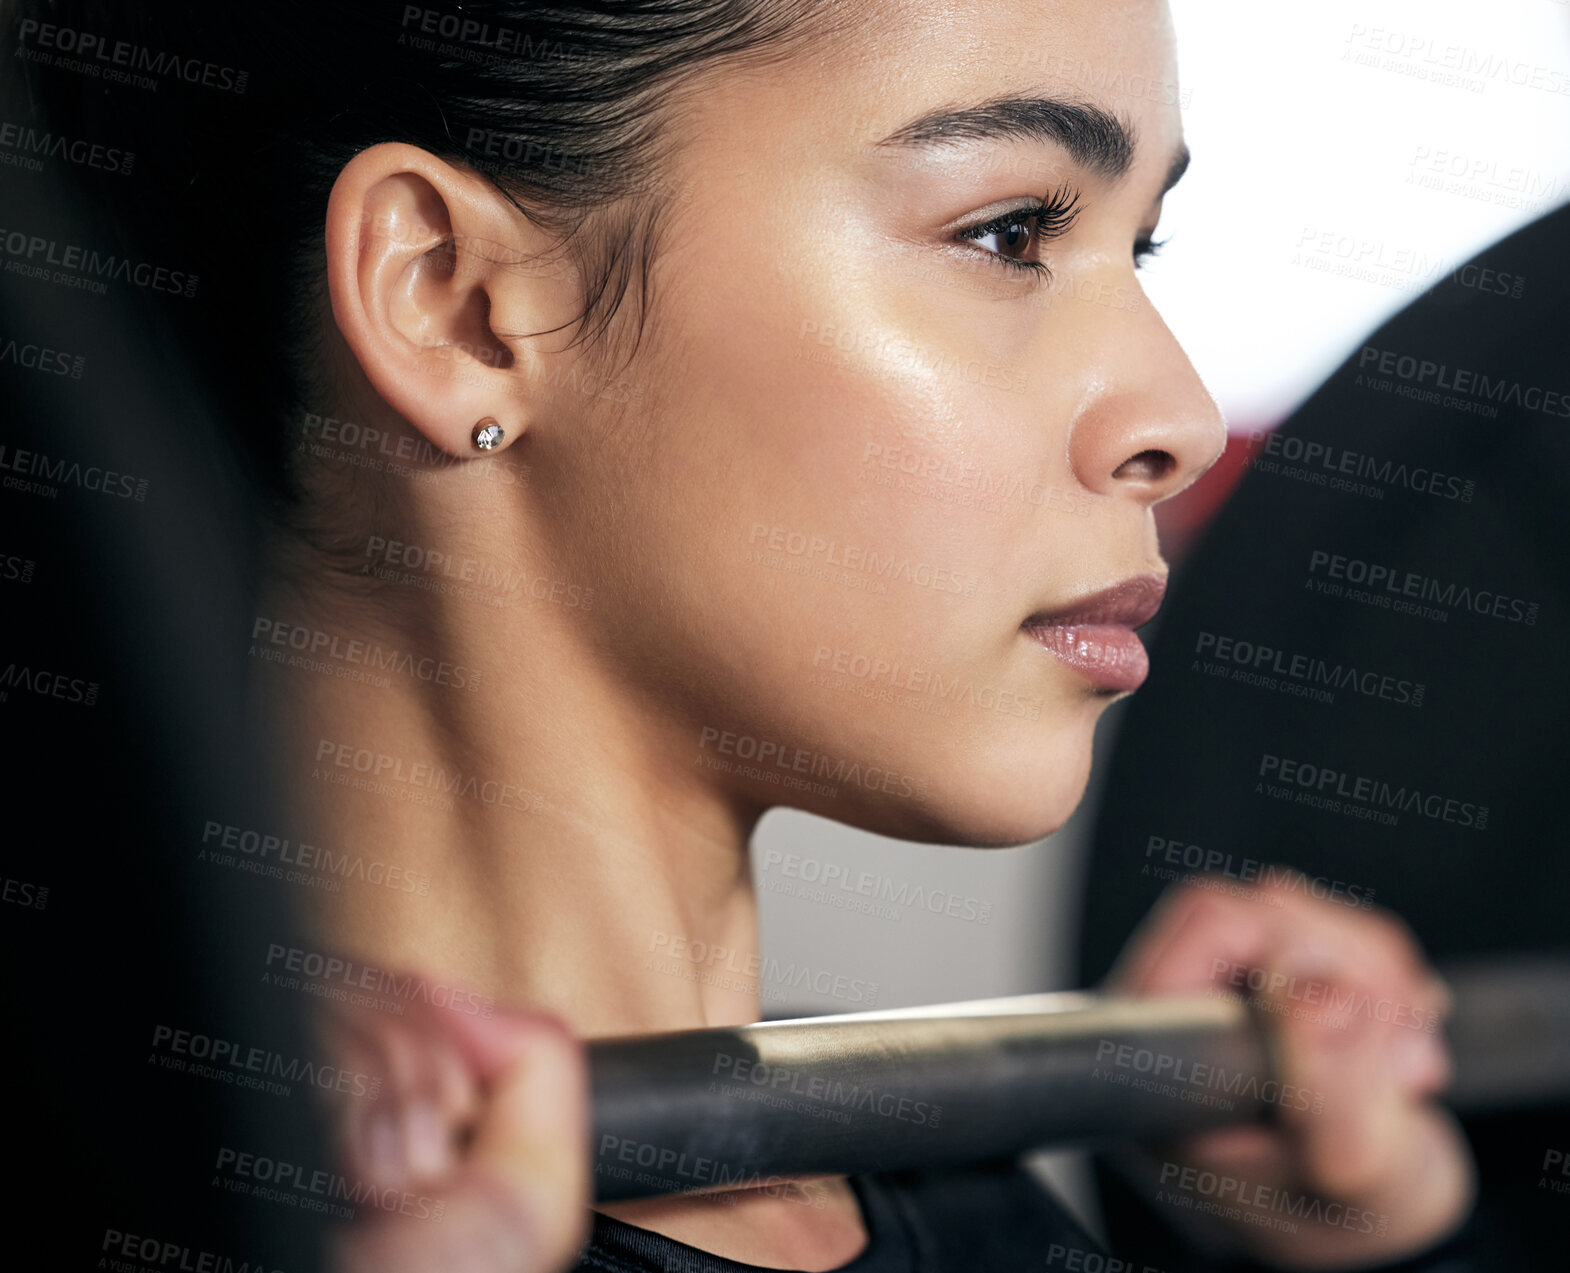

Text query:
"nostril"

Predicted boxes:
[[1112, 449, 1177, 483]]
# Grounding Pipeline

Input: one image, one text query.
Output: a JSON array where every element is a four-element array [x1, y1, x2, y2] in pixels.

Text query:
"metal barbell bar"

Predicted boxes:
[[589, 957, 1570, 1200]]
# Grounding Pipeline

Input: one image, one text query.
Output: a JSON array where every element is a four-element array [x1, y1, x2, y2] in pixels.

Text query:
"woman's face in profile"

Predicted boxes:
[[525, 0, 1226, 847]]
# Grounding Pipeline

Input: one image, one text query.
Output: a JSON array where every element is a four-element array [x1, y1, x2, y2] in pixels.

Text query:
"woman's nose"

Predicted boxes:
[[1066, 302, 1227, 506]]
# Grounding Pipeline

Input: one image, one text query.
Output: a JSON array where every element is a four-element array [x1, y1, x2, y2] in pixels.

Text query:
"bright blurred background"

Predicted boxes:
[[1151, 0, 1570, 432]]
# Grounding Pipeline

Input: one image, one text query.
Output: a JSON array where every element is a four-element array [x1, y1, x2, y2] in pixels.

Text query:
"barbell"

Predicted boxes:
[[588, 956, 1570, 1200]]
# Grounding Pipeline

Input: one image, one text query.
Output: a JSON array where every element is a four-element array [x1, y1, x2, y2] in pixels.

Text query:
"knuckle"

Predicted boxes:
[[1173, 883, 1239, 925]]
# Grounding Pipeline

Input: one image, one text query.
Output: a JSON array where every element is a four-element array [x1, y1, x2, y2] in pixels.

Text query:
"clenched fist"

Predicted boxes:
[[309, 980, 590, 1272], [1106, 872, 1476, 1269]]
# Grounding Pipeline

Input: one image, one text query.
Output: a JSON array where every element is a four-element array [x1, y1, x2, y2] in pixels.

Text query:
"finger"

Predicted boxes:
[[1255, 881, 1435, 994], [395, 1012, 461, 1184], [327, 1013, 590, 1273], [312, 1009, 392, 1185], [1104, 880, 1275, 995], [1265, 992, 1475, 1265], [358, 1015, 429, 1188], [1252, 912, 1453, 1097], [316, 1004, 444, 1190], [424, 1012, 483, 1144], [1260, 945, 1452, 1186], [464, 1013, 590, 1262], [1112, 871, 1445, 1022], [1280, 989, 1408, 1197]]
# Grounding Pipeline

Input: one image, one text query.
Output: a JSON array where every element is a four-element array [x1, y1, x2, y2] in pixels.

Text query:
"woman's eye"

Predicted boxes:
[[955, 209, 1053, 277], [954, 187, 1081, 278], [970, 218, 1036, 264]]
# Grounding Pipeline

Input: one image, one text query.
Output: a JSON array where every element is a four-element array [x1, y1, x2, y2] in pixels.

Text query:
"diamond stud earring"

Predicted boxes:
[[472, 418, 505, 451]]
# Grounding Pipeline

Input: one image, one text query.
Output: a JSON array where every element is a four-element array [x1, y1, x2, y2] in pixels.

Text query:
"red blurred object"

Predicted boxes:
[[1154, 428, 1265, 564]]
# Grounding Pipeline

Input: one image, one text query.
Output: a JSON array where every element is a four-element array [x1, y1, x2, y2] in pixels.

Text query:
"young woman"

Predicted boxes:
[[18, 2, 1477, 1269]]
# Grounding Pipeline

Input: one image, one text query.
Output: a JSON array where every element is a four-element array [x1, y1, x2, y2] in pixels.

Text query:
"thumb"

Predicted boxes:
[[465, 1014, 592, 1261], [328, 1012, 591, 1273]]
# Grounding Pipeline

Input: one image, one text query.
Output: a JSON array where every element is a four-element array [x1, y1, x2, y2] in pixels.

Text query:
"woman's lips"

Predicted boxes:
[[1022, 623, 1150, 693], [1020, 575, 1166, 694]]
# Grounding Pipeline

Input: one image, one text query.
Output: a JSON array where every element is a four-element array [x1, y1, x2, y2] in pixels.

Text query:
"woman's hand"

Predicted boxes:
[[309, 982, 590, 1272], [1105, 872, 1476, 1269]]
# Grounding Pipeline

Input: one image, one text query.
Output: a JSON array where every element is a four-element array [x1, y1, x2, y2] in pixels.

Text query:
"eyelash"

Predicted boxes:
[[955, 186, 1167, 278], [955, 185, 1080, 279], [1134, 235, 1168, 269]]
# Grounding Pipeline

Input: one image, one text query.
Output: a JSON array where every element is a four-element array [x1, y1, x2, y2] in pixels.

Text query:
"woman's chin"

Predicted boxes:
[[854, 735, 1095, 849]]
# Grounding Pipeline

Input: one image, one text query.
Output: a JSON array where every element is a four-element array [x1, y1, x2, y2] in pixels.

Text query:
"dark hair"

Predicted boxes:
[[17, 0, 845, 508]]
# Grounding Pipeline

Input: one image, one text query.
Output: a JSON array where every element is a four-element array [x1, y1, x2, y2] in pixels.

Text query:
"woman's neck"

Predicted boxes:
[[251, 554, 765, 1037], [253, 541, 871, 1269]]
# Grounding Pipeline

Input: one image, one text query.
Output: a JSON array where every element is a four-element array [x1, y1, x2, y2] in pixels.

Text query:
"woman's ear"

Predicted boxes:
[[323, 142, 578, 457]]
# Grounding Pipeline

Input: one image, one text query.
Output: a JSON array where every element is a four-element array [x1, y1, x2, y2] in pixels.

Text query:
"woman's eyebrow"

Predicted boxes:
[[874, 94, 1187, 194]]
